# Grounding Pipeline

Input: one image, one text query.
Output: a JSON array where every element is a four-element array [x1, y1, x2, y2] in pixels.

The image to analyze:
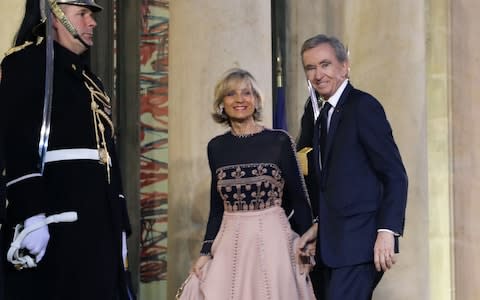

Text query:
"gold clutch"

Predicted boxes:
[[175, 274, 193, 299], [297, 147, 313, 176], [176, 259, 211, 299]]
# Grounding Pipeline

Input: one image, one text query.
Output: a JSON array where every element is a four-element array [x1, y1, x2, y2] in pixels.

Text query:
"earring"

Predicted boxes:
[[218, 105, 224, 114]]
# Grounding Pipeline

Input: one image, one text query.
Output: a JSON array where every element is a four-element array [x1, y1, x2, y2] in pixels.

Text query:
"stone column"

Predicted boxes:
[[452, 0, 480, 299], [0, 1, 24, 57], [427, 0, 453, 299], [343, 3, 429, 298], [167, 1, 272, 299]]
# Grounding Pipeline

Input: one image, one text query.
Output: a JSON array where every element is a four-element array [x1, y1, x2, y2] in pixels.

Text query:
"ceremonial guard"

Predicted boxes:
[[0, 1, 133, 299]]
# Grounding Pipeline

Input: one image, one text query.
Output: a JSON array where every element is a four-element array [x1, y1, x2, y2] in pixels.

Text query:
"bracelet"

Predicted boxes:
[[312, 216, 319, 224]]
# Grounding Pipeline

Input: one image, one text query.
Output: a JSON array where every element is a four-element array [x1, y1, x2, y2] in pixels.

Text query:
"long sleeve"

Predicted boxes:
[[356, 94, 408, 235], [109, 140, 132, 236], [200, 142, 225, 255], [1, 48, 48, 225], [279, 132, 313, 235], [0, 104, 5, 223]]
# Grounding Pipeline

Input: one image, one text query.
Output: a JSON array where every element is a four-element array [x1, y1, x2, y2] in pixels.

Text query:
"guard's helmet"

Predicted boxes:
[[55, 0, 103, 12]]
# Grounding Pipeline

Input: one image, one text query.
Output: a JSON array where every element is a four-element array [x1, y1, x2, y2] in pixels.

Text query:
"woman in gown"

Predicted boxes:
[[188, 68, 317, 300]]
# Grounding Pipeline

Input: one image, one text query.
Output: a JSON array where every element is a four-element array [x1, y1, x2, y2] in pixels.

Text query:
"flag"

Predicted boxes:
[[273, 85, 287, 130], [273, 39, 287, 131]]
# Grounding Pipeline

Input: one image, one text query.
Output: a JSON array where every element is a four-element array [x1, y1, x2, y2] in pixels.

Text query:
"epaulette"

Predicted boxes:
[[3, 41, 34, 57]]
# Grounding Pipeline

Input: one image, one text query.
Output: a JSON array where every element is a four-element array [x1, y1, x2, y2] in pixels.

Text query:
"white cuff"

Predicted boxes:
[[377, 228, 400, 236]]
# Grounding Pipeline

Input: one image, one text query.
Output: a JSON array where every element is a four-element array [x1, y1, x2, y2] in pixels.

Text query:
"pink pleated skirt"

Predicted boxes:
[[200, 206, 316, 300]]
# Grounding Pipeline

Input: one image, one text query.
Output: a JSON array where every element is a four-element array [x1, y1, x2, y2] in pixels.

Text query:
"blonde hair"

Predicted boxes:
[[212, 68, 263, 125]]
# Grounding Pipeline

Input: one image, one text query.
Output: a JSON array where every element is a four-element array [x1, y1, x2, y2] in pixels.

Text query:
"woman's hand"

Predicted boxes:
[[191, 255, 211, 278]]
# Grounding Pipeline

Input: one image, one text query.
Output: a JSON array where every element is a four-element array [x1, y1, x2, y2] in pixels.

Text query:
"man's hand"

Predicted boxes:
[[21, 214, 50, 263], [373, 231, 396, 272]]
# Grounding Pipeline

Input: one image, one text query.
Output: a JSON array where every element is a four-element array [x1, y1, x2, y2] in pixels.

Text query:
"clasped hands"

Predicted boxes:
[[296, 225, 398, 274], [296, 223, 318, 275]]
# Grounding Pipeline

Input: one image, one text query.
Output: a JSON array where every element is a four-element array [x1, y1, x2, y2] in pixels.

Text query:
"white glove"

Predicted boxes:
[[122, 231, 128, 269], [21, 214, 50, 263]]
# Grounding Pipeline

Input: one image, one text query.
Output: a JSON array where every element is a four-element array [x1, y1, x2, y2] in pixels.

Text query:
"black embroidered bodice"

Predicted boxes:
[[200, 128, 313, 255]]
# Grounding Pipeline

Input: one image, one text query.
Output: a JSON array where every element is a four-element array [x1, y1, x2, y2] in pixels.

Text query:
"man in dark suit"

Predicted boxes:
[[296, 34, 408, 300]]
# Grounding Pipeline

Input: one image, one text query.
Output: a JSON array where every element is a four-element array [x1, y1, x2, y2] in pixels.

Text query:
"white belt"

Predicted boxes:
[[44, 148, 110, 165]]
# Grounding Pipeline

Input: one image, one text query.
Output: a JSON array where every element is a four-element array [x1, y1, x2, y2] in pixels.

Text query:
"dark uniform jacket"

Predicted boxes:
[[0, 134, 5, 223], [0, 40, 131, 300]]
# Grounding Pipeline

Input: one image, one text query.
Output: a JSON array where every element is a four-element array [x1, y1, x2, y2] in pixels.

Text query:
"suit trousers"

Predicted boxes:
[[311, 262, 384, 300]]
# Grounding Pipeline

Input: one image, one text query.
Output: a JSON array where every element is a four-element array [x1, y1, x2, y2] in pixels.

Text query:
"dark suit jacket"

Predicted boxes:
[[297, 82, 408, 268], [0, 101, 5, 224], [0, 156, 4, 224]]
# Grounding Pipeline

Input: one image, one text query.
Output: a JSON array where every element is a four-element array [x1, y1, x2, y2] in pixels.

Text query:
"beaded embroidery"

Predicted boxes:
[[216, 163, 284, 212], [230, 126, 265, 138]]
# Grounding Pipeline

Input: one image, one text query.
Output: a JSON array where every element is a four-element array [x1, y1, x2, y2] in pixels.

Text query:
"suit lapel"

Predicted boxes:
[[322, 83, 353, 169]]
